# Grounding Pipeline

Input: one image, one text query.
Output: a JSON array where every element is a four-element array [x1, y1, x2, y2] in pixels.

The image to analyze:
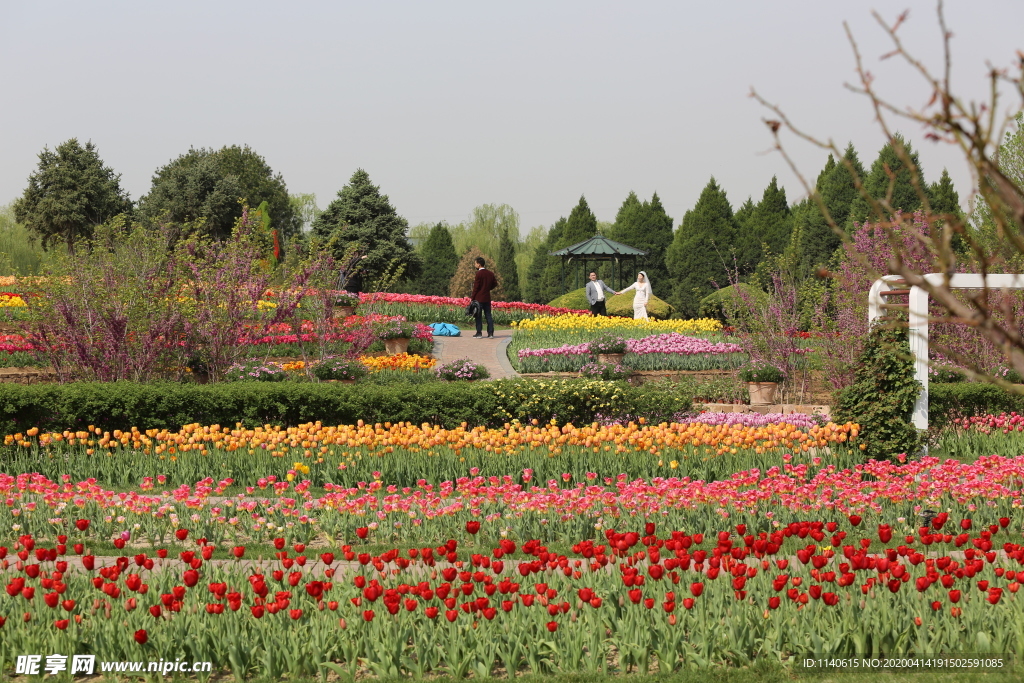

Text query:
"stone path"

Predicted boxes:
[[432, 330, 518, 380]]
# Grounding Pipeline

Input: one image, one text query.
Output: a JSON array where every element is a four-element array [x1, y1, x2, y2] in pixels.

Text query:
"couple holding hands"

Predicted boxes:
[[586, 270, 652, 319]]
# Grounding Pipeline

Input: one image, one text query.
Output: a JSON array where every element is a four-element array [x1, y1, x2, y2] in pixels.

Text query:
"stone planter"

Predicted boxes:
[[384, 338, 410, 355], [748, 382, 779, 406], [597, 353, 625, 365], [334, 305, 356, 318]]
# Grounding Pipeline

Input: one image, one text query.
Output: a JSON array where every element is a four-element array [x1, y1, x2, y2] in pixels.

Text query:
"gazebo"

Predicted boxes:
[[550, 235, 648, 292]]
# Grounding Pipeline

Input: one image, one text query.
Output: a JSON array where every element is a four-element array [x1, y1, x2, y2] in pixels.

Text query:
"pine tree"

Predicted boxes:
[[608, 191, 674, 286], [415, 223, 458, 296], [495, 226, 521, 301], [14, 139, 132, 253], [560, 195, 598, 247], [791, 144, 867, 276], [735, 178, 791, 272], [930, 168, 963, 220], [523, 219, 563, 303], [848, 134, 933, 224], [310, 169, 420, 292], [665, 177, 737, 317]]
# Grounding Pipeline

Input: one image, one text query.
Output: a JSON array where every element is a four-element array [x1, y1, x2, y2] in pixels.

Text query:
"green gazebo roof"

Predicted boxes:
[[550, 235, 648, 257]]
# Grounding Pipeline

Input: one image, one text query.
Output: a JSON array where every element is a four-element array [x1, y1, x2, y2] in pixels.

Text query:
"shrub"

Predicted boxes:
[[834, 325, 922, 458], [224, 360, 287, 382], [587, 335, 627, 355], [0, 378, 692, 434], [547, 287, 675, 319], [929, 383, 1024, 430], [435, 358, 490, 381], [311, 357, 368, 381], [579, 361, 631, 381]]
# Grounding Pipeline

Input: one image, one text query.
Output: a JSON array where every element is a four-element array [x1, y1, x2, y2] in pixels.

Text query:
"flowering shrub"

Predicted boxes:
[[311, 357, 368, 381], [436, 358, 490, 381], [334, 291, 360, 307], [374, 319, 425, 341], [580, 361, 630, 380], [224, 360, 287, 382], [587, 335, 627, 355], [738, 361, 785, 383]]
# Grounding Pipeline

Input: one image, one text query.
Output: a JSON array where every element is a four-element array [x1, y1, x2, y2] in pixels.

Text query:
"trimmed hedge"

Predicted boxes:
[[0, 379, 693, 434], [929, 382, 1024, 429]]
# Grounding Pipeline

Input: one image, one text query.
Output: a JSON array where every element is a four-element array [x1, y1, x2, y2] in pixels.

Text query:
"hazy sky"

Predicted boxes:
[[2, 1, 1022, 234]]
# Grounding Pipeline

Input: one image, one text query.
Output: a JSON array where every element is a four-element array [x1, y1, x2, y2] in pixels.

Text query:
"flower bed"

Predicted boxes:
[[515, 332, 745, 373], [359, 292, 586, 325], [2, 454, 1024, 675], [678, 412, 826, 429], [511, 314, 722, 334]]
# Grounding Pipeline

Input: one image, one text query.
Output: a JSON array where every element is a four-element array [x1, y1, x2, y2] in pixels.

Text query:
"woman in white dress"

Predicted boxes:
[[617, 271, 652, 319]]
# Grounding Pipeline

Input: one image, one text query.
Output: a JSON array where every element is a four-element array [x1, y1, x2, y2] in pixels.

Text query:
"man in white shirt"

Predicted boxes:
[[585, 271, 616, 316]]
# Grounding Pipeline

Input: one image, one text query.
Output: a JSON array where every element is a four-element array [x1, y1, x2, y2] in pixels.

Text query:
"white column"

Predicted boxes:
[[908, 286, 930, 430]]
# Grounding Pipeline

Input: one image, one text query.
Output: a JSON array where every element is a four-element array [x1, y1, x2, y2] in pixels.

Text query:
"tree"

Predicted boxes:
[[138, 145, 298, 240], [310, 169, 420, 292], [449, 246, 502, 298], [414, 223, 459, 296], [735, 177, 791, 272], [14, 139, 132, 253], [848, 134, 932, 225], [788, 144, 867, 277], [495, 226, 521, 301], [560, 195, 598, 247], [523, 218, 565, 304], [608, 191, 675, 286], [516, 225, 548, 300], [449, 204, 520, 259], [665, 177, 737, 316], [289, 193, 320, 232]]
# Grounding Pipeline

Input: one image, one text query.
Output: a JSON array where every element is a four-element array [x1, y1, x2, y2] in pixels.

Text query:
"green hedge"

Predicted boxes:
[[0, 379, 693, 434], [929, 382, 1024, 429]]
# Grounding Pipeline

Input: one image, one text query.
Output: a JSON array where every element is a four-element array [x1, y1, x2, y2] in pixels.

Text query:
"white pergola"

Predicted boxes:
[[868, 273, 1024, 430]]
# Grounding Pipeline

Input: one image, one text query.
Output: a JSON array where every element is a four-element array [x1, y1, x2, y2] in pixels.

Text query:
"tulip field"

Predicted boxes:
[[3, 410, 1024, 679]]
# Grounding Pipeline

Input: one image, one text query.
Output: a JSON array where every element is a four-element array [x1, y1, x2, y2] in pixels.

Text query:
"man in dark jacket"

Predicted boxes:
[[471, 256, 498, 338]]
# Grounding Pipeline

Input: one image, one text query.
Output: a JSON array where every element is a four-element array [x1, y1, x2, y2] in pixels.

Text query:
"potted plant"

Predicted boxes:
[[333, 291, 360, 318], [587, 335, 628, 365], [312, 357, 368, 384], [579, 361, 631, 381], [435, 358, 490, 381], [376, 319, 417, 355], [738, 361, 785, 405]]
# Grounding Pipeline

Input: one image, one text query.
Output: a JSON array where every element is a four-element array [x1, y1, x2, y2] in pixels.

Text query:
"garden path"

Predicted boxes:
[[432, 330, 518, 380]]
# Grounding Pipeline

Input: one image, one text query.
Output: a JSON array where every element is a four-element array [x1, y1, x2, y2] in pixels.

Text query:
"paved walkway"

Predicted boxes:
[[432, 330, 518, 380]]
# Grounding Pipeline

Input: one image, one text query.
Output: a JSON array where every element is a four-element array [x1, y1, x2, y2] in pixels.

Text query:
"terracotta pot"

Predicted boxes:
[[597, 353, 625, 365], [384, 338, 410, 355], [748, 382, 779, 406]]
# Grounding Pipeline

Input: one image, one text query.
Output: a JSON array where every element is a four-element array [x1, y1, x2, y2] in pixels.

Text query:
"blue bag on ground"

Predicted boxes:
[[429, 322, 461, 337]]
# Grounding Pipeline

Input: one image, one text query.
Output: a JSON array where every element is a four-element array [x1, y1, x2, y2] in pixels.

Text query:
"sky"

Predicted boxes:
[[2, 1, 1023, 235]]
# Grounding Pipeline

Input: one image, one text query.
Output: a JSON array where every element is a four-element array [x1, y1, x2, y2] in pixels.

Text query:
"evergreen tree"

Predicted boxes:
[[560, 195, 598, 247], [414, 223, 458, 296], [495, 226, 521, 301], [735, 178, 791, 272], [14, 138, 132, 253], [608, 191, 674, 286], [848, 134, 933, 224], [665, 177, 737, 317], [734, 197, 755, 234], [523, 219, 563, 304], [791, 144, 867, 276], [138, 145, 298, 240], [930, 168, 963, 220], [310, 169, 420, 292]]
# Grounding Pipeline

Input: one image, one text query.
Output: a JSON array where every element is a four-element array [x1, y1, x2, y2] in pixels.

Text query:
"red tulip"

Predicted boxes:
[[273, 538, 286, 550], [54, 619, 69, 630], [289, 609, 302, 620], [149, 605, 161, 618], [355, 527, 369, 540], [251, 605, 264, 618], [363, 610, 375, 622], [75, 519, 89, 532], [320, 553, 334, 566], [690, 582, 704, 597], [848, 515, 862, 527], [425, 606, 439, 619], [134, 629, 148, 644], [465, 521, 481, 535], [546, 621, 558, 632], [175, 529, 188, 541], [183, 570, 199, 587], [232, 546, 245, 559], [768, 596, 781, 610]]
